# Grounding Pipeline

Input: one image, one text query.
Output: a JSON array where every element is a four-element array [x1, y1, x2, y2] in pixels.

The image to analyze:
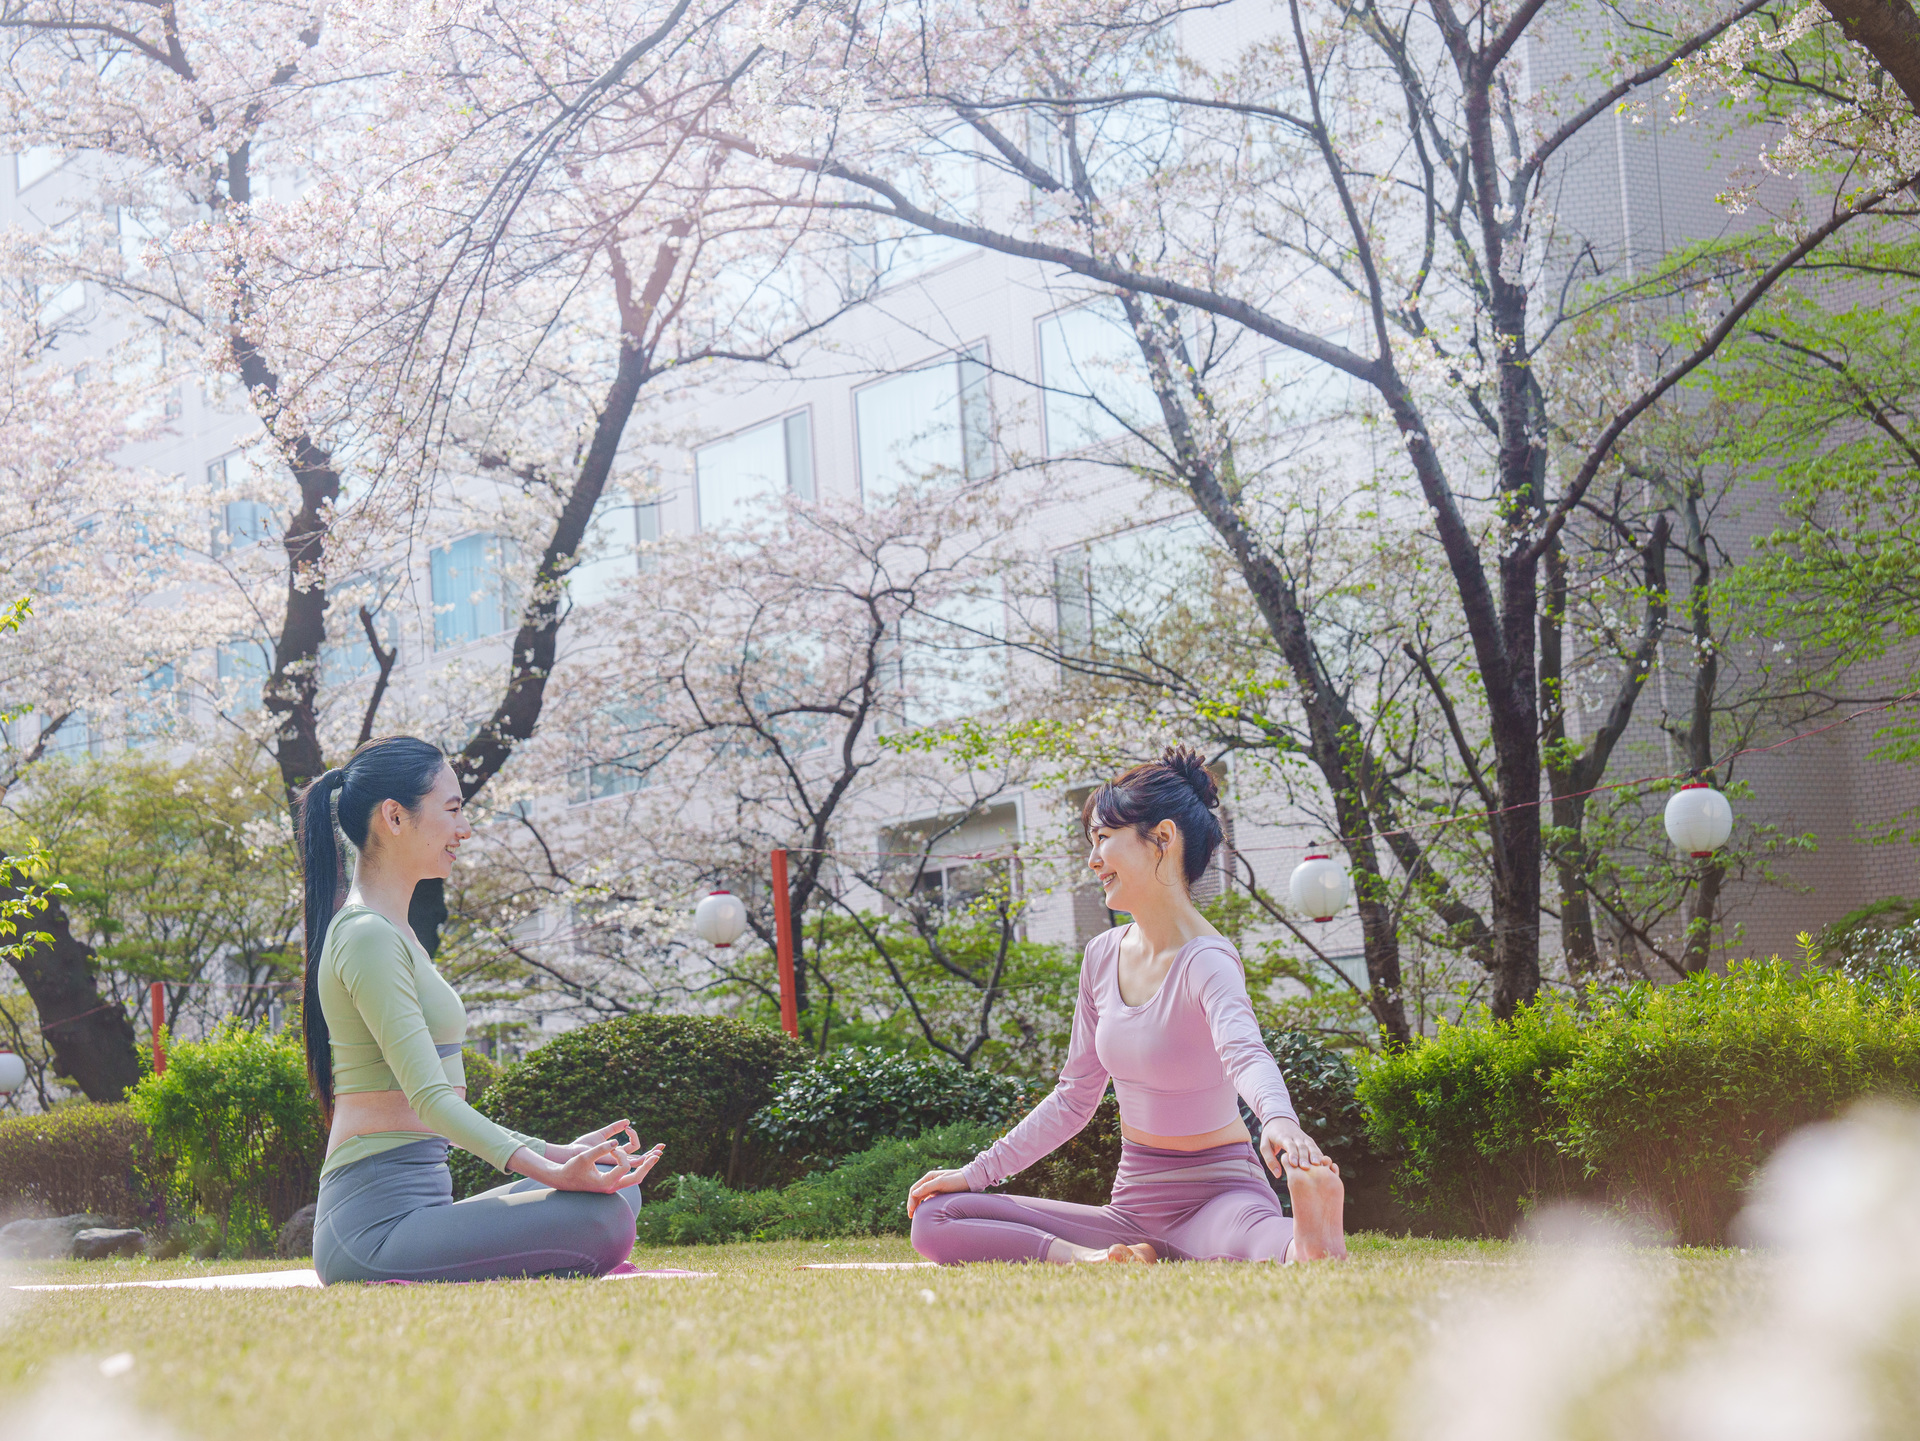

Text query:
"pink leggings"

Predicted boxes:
[[912, 1139, 1293, 1263]]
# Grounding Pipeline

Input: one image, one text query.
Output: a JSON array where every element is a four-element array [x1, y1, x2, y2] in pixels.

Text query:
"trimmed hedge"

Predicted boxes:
[[452, 1014, 806, 1198], [1358, 962, 1920, 1244], [1357, 1001, 1589, 1239], [751, 1048, 1025, 1167], [635, 1122, 1000, 1245], [1554, 962, 1920, 1243], [0, 1103, 157, 1223]]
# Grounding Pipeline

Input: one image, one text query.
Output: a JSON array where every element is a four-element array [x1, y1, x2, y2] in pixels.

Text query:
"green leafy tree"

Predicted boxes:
[[1, 593, 138, 1101], [1696, 256, 1920, 842], [3, 751, 303, 1043]]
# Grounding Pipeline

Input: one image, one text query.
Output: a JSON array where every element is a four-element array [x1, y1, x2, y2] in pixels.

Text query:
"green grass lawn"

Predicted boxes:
[[0, 1234, 1754, 1441]]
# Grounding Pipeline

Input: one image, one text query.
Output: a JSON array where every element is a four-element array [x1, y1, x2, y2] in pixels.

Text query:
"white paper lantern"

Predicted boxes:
[[0, 1050, 25, 1096], [1289, 852, 1350, 923], [1664, 782, 1733, 858], [693, 890, 749, 948]]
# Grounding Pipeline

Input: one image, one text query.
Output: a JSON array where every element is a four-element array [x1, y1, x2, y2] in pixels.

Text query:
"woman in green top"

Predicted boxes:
[[303, 736, 662, 1283]]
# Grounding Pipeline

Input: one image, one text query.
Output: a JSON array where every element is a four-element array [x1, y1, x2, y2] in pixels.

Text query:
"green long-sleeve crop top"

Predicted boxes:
[[318, 903, 548, 1177]]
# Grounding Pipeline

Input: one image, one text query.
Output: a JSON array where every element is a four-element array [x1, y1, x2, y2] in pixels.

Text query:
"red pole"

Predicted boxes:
[[149, 981, 166, 1075], [770, 848, 799, 1039]]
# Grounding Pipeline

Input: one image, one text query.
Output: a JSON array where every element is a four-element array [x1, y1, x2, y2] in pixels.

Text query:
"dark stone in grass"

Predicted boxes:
[[0, 1213, 115, 1259], [71, 1227, 146, 1260], [277, 1202, 317, 1259]]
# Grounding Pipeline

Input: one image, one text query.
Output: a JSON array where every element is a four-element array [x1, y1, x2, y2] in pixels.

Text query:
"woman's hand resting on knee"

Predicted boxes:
[[906, 1168, 971, 1218], [508, 1120, 664, 1193], [1258, 1118, 1338, 1178]]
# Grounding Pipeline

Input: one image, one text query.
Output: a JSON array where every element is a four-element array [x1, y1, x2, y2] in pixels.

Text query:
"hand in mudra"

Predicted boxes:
[[547, 1137, 662, 1193], [906, 1168, 970, 1218], [569, 1119, 641, 1156], [541, 1119, 661, 1193]]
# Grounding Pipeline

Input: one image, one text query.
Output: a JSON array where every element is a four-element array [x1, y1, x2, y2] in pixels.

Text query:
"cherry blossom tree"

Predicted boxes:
[[0, 0, 850, 990], [696, 0, 1920, 1016], [0, 229, 229, 1098], [202, 0, 867, 943], [429, 480, 1067, 1059]]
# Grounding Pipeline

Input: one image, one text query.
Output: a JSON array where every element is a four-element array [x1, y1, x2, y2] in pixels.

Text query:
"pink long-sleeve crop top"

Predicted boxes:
[[959, 925, 1298, 1192]]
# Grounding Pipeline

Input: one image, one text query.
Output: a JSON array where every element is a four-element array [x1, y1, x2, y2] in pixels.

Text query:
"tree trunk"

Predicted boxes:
[[1541, 543, 1602, 974], [1120, 298, 1414, 1044], [409, 879, 450, 958], [223, 141, 344, 812], [1679, 486, 1723, 973], [3, 888, 140, 1102], [1821, 0, 1920, 115], [451, 231, 684, 804]]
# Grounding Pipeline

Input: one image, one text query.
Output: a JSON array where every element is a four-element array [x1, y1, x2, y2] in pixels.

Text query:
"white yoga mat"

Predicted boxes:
[[795, 1261, 939, 1270], [13, 1269, 323, 1292], [12, 1265, 712, 1291]]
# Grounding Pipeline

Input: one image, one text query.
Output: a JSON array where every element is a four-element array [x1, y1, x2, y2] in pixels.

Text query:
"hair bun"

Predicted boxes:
[[1162, 744, 1218, 809]]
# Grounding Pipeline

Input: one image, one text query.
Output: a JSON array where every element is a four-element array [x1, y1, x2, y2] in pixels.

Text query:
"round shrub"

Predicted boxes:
[[128, 1021, 326, 1256], [1263, 1030, 1370, 1168], [460, 1047, 502, 1104], [775, 1121, 1001, 1238], [631, 1121, 1002, 1247], [750, 1048, 1025, 1167], [1251, 1029, 1402, 1227], [998, 1091, 1121, 1205], [1815, 897, 1920, 984], [452, 1015, 806, 1197]]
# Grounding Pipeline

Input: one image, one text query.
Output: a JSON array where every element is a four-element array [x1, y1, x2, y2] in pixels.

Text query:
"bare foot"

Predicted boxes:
[[1070, 1241, 1158, 1264], [1284, 1159, 1348, 1263]]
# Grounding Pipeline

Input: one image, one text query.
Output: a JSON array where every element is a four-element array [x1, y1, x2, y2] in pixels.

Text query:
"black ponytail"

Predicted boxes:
[[1081, 743, 1225, 888], [297, 735, 447, 1121]]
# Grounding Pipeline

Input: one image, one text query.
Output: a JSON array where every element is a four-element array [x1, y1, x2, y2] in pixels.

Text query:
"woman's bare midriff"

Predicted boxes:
[[326, 1088, 464, 1158], [1119, 1119, 1251, 1151]]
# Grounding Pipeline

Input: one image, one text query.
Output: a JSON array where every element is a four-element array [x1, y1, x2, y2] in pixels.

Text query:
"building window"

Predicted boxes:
[[900, 589, 1006, 727], [117, 204, 163, 272], [42, 710, 96, 761], [1053, 515, 1210, 657], [127, 664, 178, 750], [856, 136, 979, 288], [1038, 300, 1160, 454], [14, 147, 64, 192], [322, 576, 399, 689], [209, 452, 273, 552], [854, 348, 990, 502], [1052, 547, 1092, 657], [569, 703, 652, 803], [217, 639, 271, 716], [430, 534, 516, 649], [694, 412, 812, 531], [37, 279, 85, 324], [881, 801, 1022, 910], [570, 487, 662, 605]]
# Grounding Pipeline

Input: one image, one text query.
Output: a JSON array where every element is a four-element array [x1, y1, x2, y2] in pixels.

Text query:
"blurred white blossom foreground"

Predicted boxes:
[[1413, 1103, 1920, 1441]]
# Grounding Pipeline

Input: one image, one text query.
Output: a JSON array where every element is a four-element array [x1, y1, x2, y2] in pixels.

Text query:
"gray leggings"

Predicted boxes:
[[313, 1138, 641, 1284]]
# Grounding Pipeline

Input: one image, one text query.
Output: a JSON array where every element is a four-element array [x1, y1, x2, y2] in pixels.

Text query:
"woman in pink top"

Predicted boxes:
[[906, 746, 1347, 1264]]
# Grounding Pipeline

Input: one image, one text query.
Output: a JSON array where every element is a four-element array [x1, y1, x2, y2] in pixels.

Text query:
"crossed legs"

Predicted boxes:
[[315, 1143, 643, 1284], [912, 1182, 1302, 1265]]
